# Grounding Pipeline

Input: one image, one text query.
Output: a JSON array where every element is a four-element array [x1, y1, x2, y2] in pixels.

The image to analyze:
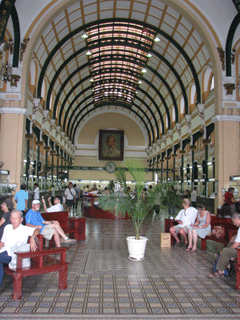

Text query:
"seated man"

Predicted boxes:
[[0, 210, 39, 287], [169, 197, 198, 246], [42, 196, 63, 213], [25, 200, 76, 247], [209, 212, 240, 277]]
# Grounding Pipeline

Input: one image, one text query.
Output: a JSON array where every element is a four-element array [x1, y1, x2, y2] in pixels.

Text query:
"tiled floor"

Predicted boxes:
[[1, 210, 240, 319]]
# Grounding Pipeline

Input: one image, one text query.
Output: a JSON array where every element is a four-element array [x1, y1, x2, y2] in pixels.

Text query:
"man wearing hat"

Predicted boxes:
[[25, 200, 76, 247], [0, 198, 14, 240]]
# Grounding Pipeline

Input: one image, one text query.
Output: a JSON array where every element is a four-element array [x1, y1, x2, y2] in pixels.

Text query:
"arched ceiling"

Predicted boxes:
[[30, 0, 214, 146]]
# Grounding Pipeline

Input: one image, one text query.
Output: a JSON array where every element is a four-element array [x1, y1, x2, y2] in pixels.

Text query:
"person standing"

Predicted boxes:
[[65, 182, 76, 213], [33, 183, 40, 200], [50, 184, 55, 205], [0, 198, 14, 240], [224, 187, 235, 213], [191, 187, 198, 208], [73, 184, 80, 212], [15, 183, 28, 215]]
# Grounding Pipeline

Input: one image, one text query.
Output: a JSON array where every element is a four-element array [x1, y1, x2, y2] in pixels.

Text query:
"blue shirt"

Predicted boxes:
[[25, 209, 45, 233], [15, 190, 28, 210]]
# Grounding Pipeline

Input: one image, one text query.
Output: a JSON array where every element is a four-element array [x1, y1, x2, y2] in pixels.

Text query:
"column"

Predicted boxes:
[[25, 134, 32, 189], [213, 116, 240, 212], [0, 109, 26, 190]]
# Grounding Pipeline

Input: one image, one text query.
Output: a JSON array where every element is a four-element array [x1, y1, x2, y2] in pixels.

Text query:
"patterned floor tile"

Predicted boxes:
[[1, 214, 240, 319]]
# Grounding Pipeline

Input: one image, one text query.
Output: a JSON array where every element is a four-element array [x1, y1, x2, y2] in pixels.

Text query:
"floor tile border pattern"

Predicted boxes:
[[1, 314, 240, 319]]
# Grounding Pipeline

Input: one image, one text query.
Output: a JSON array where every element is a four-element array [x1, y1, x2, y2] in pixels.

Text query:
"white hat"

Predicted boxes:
[[32, 200, 40, 205]]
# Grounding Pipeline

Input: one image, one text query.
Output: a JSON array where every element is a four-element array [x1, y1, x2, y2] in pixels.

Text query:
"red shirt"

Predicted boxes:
[[224, 191, 234, 205]]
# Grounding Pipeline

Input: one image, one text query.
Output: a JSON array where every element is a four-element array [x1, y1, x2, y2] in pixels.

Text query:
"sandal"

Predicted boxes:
[[209, 271, 224, 278], [185, 247, 192, 252], [189, 249, 197, 253]]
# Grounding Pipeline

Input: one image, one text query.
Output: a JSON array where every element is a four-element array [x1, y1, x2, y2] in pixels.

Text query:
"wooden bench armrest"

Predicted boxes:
[[15, 247, 67, 270], [237, 247, 240, 261]]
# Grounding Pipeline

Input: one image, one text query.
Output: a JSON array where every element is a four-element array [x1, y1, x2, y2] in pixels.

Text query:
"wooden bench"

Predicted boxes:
[[4, 234, 68, 300], [236, 248, 240, 289], [165, 217, 238, 250], [201, 215, 238, 250], [41, 211, 86, 242]]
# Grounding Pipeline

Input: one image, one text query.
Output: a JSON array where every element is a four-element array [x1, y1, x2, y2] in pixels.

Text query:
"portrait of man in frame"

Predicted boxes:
[[99, 130, 124, 161]]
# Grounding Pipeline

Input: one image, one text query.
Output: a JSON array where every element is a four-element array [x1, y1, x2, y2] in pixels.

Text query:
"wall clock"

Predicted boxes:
[[105, 162, 116, 173]]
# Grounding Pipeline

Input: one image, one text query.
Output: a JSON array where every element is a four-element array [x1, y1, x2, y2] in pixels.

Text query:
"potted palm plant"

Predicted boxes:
[[98, 159, 162, 261]]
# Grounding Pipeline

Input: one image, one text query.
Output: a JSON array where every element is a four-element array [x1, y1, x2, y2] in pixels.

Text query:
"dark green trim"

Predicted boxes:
[[226, 12, 240, 76], [0, 0, 16, 43], [50, 54, 174, 127], [63, 85, 164, 139], [71, 102, 152, 145], [38, 18, 200, 107], [10, 5, 20, 67]]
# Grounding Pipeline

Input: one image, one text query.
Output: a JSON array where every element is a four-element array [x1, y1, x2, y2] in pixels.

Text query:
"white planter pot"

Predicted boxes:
[[126, 236, 148, 261]]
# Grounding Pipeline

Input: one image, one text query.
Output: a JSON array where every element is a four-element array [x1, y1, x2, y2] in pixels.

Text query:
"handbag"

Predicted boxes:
[[212, 225, 225, 239], [9, 242, 31, 269]]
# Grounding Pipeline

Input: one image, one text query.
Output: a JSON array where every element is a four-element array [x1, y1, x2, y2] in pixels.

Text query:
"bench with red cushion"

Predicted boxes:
[[4, 234, 68, 300], [201, 215, 238, 250]]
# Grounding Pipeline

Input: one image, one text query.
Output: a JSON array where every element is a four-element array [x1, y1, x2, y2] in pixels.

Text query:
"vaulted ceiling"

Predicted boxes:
[[28, 1, 214, 145]]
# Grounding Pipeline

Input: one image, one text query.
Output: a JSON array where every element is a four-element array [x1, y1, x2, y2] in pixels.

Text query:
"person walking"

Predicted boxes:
[[191, 187, 198, 208], [15, 183, 28, 215], [33, 183, 40, 200], [64, 182, 76, 214]]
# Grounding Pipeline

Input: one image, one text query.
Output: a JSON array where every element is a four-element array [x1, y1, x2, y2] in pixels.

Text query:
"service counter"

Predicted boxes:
[[82, 194, 130, 220]]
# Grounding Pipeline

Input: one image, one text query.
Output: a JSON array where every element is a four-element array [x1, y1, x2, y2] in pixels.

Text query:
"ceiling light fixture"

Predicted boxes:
[[90, 78, 94, 82], [86, 50, 92, 55], [82, 33, 88, 39], [138, 80, 142, 84], [141, 68, 147, 73], [154, 36, 160, 42], [146, 52, 152, 58]]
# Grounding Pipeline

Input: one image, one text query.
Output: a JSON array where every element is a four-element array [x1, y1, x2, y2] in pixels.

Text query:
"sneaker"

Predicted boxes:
[[64, 238, 77, 244]]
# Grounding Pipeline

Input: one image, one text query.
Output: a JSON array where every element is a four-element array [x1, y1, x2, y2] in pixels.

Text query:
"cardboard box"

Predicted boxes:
[[160, 233, 171, 248]]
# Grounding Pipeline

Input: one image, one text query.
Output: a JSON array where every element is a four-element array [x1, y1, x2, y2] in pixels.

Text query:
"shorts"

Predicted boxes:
[[41, 225, 55, 240], [174, 225, 188, 234], [66, 199, 74, 207]]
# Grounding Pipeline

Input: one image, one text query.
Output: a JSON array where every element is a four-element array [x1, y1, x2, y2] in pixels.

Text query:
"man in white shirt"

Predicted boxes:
[[191, 187, 197, 208], [65, 183, 76, 212], [33, 183, 40, 200], [0, 210, 39, 287], [169, 197, 198, 246], [42, 196, 64, 213], [209, 212, 240, 277]]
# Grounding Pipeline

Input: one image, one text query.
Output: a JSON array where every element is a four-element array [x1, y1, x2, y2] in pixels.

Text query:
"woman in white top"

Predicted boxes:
[[186, 203, 211, 253]]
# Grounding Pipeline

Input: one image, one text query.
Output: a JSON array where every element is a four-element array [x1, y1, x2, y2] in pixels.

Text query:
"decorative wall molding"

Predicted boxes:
[[0, 107, 26, 114], [212, 115, 240, 123]]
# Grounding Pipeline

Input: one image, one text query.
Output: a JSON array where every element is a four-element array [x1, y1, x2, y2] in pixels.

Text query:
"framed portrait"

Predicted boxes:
[[99, 130, 124, 161]]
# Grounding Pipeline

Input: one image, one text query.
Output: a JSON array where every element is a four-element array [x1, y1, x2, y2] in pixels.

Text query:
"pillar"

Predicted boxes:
[[0, 109, 26, 190], [213, 117, 240, 212]]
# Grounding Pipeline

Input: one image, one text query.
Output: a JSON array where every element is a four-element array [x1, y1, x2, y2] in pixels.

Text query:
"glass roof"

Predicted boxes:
[[85, 21, 156, 106]]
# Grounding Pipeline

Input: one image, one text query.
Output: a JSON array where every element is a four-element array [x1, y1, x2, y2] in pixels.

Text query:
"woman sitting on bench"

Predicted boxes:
[[186, 203, 211, 253]]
